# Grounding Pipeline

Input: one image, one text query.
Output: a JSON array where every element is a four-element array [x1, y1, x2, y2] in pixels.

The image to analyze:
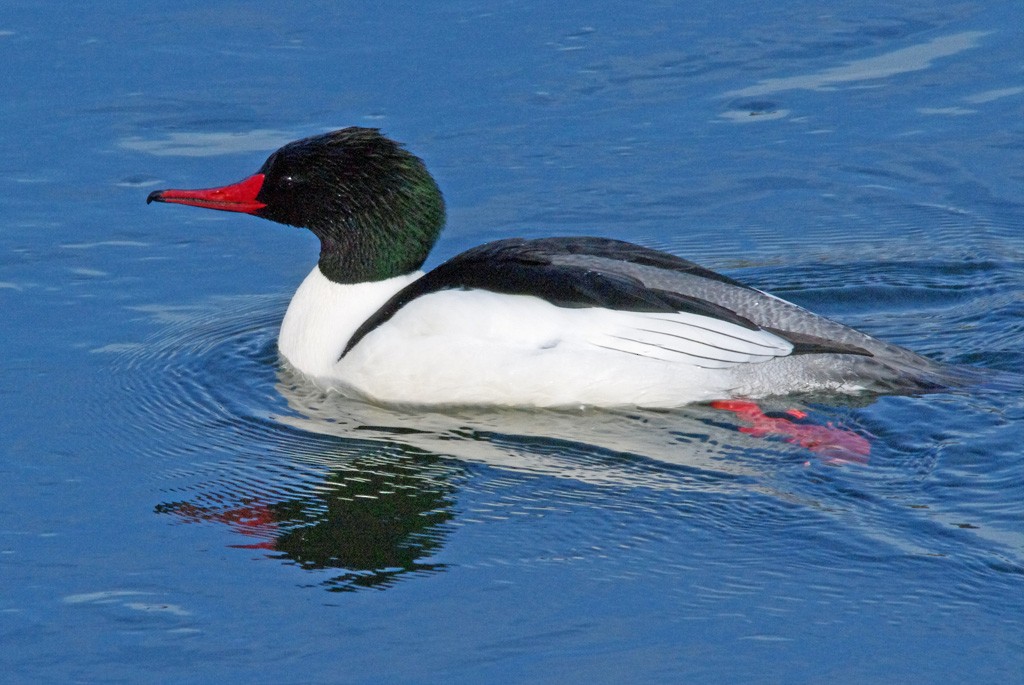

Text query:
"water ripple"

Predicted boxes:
[[108, 282, 1024, 603]]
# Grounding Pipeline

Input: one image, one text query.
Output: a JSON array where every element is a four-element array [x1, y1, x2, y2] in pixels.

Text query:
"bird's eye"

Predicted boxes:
[[277, 173, 307, 191]]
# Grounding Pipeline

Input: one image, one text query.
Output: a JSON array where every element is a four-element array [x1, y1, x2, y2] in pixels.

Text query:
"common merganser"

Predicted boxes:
[[148, 127, 958, 407]]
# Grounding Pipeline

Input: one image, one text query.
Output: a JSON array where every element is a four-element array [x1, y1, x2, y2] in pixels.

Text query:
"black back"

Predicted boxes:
[[340, 237, 872, 359]]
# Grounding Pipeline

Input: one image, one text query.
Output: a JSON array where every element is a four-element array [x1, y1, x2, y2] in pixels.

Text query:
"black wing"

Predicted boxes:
[[340, 237, 871, 359]]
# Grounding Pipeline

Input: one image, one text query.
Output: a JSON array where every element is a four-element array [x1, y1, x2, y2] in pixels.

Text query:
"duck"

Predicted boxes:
[[147, 127, 958, 407]]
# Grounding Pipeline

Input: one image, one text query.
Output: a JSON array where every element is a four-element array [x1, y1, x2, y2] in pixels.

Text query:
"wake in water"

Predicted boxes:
[[111, 290, 1023, 594]]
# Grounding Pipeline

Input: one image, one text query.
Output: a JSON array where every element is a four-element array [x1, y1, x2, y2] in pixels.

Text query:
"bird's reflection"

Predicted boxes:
[[267, 447, 455, 590], [156, 441, 459, 591], [155, 364, 873, 591]]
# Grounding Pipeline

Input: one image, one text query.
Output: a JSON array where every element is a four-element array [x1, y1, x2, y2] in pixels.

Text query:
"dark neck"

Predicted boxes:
[[315, 187, 445, 283], [317, 230, 432, 283], [313, 174, 445, 283]]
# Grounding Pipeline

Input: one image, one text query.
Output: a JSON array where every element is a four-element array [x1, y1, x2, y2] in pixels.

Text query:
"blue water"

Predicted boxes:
[[2, 2, 1023, 682]]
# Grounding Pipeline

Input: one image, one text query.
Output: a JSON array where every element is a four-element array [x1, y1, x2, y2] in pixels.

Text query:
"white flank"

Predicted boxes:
[[278, 272, 804, 406]]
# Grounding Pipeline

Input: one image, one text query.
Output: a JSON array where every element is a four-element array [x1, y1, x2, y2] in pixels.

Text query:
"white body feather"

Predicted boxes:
[[278, 266, 815, 407]]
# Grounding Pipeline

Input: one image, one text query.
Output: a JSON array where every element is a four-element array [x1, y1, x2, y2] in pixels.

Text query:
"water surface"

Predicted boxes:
[[2, 1, 1023, 682]]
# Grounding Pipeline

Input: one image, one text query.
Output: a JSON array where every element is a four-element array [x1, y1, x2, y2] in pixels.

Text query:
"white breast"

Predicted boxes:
[[277, 266, 422, 381]]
